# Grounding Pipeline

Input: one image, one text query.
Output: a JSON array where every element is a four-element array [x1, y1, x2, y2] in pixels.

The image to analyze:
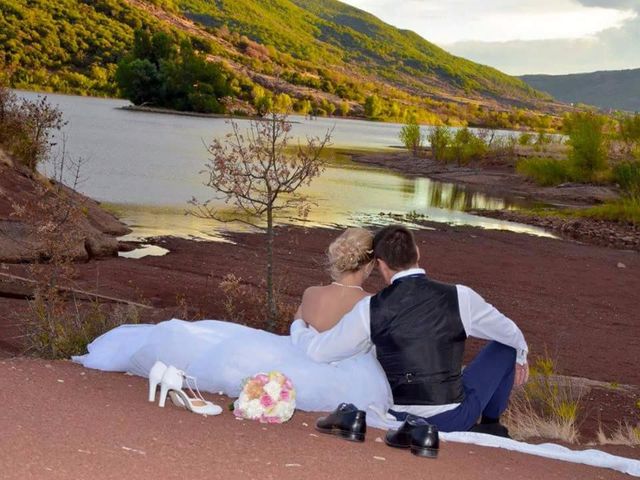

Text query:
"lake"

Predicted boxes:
[[17, 91, 551, 240]]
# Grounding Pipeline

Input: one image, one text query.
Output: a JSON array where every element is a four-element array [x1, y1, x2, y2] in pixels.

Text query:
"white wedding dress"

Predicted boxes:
[[73, 318, 640, 477], [73, 318, 394, 423]]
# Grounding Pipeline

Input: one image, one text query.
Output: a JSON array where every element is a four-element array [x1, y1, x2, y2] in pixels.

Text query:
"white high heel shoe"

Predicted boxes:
[[148, 361, 168, 402], [158, 365, 222, 416], [149, 361, 186, 408]]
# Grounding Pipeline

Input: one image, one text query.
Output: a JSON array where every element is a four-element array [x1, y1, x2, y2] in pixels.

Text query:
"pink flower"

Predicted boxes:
[[255, 374, 269, 384], [280, 389, 290, 401], [284, 379, 293, 390], [259, 414, 280, 424], [260, 393, 274, 408]]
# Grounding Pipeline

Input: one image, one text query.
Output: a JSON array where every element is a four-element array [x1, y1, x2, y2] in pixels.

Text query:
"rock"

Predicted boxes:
[[617, 262, 627, 269], [0, 150, 129, 262]]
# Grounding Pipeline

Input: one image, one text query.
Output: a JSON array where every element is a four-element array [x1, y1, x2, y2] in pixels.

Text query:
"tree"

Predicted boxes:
[[427, 126, 452, 162], [617, 113, 640, 157], [563, 112, 609, 181], [115, 58, 164, 105], [338, 101, 350, 117], [364, 94, 383, 119], [116, 30, 232, 113], [189, 113, 332, 329], [273, 93, 293, 114], [399, 116, 423, 156], [294, 99, 312, 116], [449, 127, 487, 166]]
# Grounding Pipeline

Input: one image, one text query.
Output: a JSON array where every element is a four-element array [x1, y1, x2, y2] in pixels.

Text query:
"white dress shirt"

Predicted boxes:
[[291, 268, 528, 419]]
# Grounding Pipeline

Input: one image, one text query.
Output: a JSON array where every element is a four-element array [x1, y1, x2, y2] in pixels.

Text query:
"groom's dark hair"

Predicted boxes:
[[373, 225, 418, 271]]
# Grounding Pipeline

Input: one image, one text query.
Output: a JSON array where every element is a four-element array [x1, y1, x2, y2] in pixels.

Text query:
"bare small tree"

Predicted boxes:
[[189, 112, 331, 329]]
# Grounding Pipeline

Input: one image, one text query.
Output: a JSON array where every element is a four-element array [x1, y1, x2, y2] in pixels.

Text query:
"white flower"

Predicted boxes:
[[244, 399, 263, 419], [263, 380, 282, 401]]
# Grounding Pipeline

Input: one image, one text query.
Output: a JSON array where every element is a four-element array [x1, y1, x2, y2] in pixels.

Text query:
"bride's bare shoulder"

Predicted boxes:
[[301, 285, 324, 299]]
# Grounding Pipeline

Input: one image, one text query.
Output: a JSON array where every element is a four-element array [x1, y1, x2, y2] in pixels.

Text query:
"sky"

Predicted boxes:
[[340, 0, 640, 75]]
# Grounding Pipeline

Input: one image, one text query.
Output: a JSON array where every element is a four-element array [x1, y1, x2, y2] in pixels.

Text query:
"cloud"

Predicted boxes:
[[341, 0, 640, 74], [447, 11, 640, 74], [342, 0, 634, 43], [576, 0, 639, 10]]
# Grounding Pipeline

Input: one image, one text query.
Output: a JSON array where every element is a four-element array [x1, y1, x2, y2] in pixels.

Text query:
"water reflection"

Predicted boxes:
[[14, 90, 553, 240], [422, 181, 509, 212]]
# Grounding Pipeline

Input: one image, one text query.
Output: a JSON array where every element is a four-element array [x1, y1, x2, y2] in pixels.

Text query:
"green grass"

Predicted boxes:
[[612, 161, 640, 200], [516, 157, 574, 186], [576, 199, 640, 225]]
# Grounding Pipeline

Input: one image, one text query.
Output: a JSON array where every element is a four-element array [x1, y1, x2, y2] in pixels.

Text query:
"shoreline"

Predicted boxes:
[[350, 150, 620, 207], [349, 149, 640, 250], [15, 89, 560, 132]]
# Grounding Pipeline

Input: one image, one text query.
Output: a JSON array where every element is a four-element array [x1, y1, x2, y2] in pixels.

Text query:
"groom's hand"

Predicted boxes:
[[515, 362, 529, 387]]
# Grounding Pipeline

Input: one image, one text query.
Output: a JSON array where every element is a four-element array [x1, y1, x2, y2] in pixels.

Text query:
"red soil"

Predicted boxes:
[[0, 357, 632, 480], [1, 223, 638, 454]]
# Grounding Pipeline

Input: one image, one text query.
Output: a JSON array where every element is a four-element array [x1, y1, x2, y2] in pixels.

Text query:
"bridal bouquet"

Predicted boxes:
[[233, 371, 296, 424]]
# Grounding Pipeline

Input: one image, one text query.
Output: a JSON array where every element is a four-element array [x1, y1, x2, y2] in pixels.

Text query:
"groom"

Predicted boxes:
[[294, 225, 529, 434]]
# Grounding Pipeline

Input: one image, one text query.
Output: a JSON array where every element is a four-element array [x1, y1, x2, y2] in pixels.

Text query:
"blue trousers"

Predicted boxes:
[[390, 341, 516, 432]]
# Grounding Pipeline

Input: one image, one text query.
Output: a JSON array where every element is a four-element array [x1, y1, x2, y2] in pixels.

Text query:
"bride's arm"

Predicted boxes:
[[292, 297, 372, 363]]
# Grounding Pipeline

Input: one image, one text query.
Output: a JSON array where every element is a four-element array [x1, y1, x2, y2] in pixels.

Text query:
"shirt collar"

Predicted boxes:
[[390, 268, 426, 284]]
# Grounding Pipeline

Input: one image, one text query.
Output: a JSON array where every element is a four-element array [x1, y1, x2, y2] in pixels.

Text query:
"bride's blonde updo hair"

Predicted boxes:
[[327, 228, 374, 280]]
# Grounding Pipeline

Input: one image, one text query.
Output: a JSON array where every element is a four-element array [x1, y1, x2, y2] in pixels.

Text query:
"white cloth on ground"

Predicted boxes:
[[73, 318, 640, 478], [73, 318, 394, 422]]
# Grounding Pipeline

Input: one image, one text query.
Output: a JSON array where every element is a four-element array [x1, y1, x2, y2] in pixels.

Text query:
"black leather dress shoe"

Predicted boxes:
[[315, 403, 366, 442], [469, 422, 511, 438], [385, 415, 439, 458]]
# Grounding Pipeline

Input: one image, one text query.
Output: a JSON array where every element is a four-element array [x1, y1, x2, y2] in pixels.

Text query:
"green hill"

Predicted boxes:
[[0, 0, 563, 127], [521, 69, 640, 113]]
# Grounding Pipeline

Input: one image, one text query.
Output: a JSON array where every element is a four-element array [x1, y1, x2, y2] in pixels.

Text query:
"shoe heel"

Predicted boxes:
[[158, 384, 169, 408], [410, 446, 438, 458], [339, 430, 365, 442], [148, 380, 159, 403]]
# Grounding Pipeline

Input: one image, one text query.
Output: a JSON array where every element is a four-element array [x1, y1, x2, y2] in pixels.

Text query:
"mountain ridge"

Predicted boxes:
[[0, 0, 565, 127], [521, 68, 640, 112]]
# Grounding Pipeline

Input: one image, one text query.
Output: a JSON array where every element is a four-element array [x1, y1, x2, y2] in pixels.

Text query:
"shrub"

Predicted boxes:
[[399, 118, 423, 156], [563, 112, 609, 182], [503, 356, 584, 443], [25, 292, 141, 359], [364, 94, 383, 119], [597, 422, 640, 446], [0, 84, 65, 171], [448, 127, 487, 165], [516, 157, 573, 186], [617, 113, 640, 157], [427, 126, 452, 162], [219, 274, 297, 334], [518, 132, 534, 146], [490, 134, 518, 162], [612, 161, 640, 200], [535, 130, 553, 146]]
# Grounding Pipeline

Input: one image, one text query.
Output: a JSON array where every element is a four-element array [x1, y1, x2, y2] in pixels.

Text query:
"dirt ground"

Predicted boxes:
[[1, 356, 635, 480], [1, 222, 639, 443]]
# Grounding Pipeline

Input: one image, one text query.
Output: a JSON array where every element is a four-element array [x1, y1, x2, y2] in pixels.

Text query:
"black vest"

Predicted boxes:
[[370, 274, 466, 406]]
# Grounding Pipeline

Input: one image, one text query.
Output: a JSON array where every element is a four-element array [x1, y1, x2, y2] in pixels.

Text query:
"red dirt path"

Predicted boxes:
[[1, 357, 632, 480], [1, 223, 639, 456]]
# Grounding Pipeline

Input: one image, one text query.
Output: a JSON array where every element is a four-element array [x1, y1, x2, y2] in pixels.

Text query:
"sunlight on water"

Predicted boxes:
[[17, 91, 553, 240]]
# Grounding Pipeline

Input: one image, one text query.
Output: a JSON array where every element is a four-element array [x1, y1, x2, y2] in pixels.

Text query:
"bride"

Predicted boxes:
[[73, 228, 393, 422]]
